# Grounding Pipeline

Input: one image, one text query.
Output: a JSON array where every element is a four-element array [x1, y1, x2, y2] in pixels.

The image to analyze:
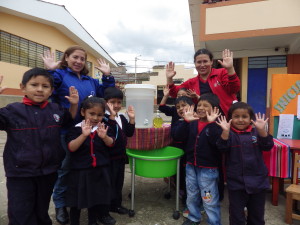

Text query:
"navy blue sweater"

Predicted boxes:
[[1, 102, 72, 177], [171, 120, 222, 168], [216, 127, 274, 194]]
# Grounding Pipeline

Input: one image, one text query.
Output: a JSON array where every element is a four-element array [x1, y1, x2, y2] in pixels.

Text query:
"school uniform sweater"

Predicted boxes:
[[110, 114, 135, 160], [171, 120, 222, 168], [1, 101, 72, 177], [216, 126, 274, 194], [65, 119, 116, 169]]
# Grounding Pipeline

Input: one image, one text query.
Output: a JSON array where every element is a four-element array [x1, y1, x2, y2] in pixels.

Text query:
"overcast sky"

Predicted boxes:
[[44, 0, 195, 73]]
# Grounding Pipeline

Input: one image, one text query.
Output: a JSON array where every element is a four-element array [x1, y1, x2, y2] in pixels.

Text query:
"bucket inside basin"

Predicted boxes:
[[126, 146, 184, 178]]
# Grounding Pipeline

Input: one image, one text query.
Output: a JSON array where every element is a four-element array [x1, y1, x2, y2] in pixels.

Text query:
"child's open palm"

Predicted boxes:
[[96, 122, 108, 139], [163, 85, 170, 96], [127, 105, 135, 120], [252, 112, 268, 131], [106, 102, 116, 118], [81, 119, 92, 137], [216, 116, 231, 132], [183, 105, 198, 121], [206, 107, 221, 122]]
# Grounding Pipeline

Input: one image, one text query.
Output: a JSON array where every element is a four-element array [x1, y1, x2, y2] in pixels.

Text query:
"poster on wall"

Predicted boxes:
[[277, 114, 294, 139], [271, 74, 300, 117]]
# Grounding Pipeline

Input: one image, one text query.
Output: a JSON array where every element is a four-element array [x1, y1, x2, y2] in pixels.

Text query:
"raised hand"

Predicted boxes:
[[163, 85, 170, 97], [216, 116, 231, 132], [65, 86, 79, 105], [206, 107, 221, 122], [127, 105, 135, 120], [252, 112, 268, 131], [217, 49, 233, 70], [96, 122, 108, 139], [0, 75, 7, 94], [106, 102, 116, 118], [186, 89, 199, 100], [81, 119, 92, 137], [95, 58, 111, 75], [183, 105, 199, 122], [166, 62, 176, 79], [41, 50, 61, 70]]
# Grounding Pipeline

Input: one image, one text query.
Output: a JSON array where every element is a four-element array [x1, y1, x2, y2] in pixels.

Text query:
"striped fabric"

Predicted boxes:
[[263, 138, 291, 178], [127, 126, 172, 150]]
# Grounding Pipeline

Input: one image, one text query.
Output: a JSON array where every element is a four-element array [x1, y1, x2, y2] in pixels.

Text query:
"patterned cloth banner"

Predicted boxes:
[[127, 126, 173, 150], [263, 138, 291, 178]]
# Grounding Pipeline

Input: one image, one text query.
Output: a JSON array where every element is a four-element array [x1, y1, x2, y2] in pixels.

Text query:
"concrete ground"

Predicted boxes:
[[0, 129, 299, 225]]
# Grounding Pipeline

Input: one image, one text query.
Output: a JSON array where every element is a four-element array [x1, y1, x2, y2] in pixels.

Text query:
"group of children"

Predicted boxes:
[[2, 66, 274, 225], [159, 86, 274, 225], [1, 68, 134, 225]]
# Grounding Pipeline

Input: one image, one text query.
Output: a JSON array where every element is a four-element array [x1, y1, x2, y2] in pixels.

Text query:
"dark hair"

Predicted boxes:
[[59, 45, 89, 75], [104, 87, 123, 101], [178, 87, 188, 92], [194, 48, 213, 62], [227, 102, 255, 121], [198, 93, 220, 109], [22, 67, 54, 87], [81, 96, 106, 112], [175, 96, 194, 106]]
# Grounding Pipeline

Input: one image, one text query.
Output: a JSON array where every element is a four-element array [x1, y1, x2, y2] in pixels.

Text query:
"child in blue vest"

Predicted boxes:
[[65, 96, 118, 225], [216, 102, 274, 225], [1, 68, 78, 225], [172, 93, 222, 225]]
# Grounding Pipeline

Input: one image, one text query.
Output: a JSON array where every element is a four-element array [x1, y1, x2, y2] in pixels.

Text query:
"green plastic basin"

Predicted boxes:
[[126, 146, 184, 178]]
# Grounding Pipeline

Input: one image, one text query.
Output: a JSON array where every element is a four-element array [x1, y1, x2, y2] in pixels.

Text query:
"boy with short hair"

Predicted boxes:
[[172, 93, 222, 225], [104, 87, 135, 215], [1, 67, 78, 225]]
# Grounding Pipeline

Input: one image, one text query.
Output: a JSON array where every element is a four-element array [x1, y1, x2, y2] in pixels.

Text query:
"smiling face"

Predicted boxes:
[[196, 100, 213, 121], [231, 108, 251, 131], [65, 49, 86, 75], [194, 54, 213, 78], [20, 75, 53, 103], [106, 98, 122, 114], [176, 100, 191, 118], [81, 105, 105, 126]]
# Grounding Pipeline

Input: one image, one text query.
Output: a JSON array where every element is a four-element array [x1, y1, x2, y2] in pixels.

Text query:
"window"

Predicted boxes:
[[86, 61, 92, 75], [248, 56, 286, 69], [56, 50, 64, 62], [0, 30, 50, 68]]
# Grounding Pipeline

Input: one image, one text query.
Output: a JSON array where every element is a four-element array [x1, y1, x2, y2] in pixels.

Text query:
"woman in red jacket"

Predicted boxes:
[[166, 49, 240, 117]]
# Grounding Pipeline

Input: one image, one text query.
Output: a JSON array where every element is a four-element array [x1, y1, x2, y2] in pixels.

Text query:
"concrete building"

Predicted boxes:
[[188, 0, 300, 114], [0, 0, 118, 96]]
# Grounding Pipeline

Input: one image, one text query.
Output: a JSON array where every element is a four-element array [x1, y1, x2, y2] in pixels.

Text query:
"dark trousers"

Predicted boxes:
[[70, 204, 110, 225], [228, 189, 266, 225], [7, 173, 57, 225], [110, 158, 125, 208]]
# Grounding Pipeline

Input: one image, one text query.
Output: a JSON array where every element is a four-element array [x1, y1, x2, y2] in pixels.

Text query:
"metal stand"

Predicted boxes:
[[128, 156, 181, 220]]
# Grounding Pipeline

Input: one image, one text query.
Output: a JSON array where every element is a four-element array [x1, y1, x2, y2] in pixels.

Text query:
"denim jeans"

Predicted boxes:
[[52, 134, 70, 208], [186, 164, 221, 225]]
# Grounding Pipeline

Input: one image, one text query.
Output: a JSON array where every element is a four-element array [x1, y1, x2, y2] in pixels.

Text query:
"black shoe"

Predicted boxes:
[[55, 207, 69, 224], [88, 223, 99, 225], [98, 214, 116, 225], [110, 205, 129, 215]]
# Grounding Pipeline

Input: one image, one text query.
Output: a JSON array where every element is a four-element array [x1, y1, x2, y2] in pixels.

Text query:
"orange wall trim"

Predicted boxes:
[[201, 26, 300, 41], [2, 88, 23, 96], [199, 0, 300, 41]]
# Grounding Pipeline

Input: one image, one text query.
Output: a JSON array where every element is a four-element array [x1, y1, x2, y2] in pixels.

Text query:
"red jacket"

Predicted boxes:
[[169, 68, 240, 116]]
